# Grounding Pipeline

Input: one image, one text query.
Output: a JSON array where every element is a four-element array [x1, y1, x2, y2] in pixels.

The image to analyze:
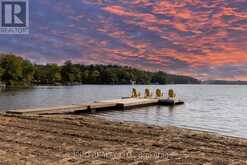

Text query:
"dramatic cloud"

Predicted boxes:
[[0, 0, 247, 80]]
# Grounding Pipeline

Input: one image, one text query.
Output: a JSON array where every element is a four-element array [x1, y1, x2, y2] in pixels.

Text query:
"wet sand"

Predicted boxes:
[[0, 113, 247, 164]]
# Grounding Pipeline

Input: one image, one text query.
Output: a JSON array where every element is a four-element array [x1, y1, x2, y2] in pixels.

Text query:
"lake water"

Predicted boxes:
[[0, 85, 247, 138]]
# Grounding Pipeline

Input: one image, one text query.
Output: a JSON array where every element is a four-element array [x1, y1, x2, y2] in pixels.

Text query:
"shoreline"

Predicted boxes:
[[101, 117, 247, 141], [0, 113, 247, 164]]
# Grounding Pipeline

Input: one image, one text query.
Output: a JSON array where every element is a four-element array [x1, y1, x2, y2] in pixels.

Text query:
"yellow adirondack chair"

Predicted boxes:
[[168, 89, 176, 99], [131, 88, 141, 98], [155, 89, 163, 98], [144, 88, 153, 98]]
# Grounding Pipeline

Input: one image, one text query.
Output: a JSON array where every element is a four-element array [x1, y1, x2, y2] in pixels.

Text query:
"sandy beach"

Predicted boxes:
[[0, 113, 247, 165]]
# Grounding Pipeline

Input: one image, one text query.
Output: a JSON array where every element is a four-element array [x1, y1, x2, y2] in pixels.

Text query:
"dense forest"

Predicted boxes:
[[0, 54, 201, 87]]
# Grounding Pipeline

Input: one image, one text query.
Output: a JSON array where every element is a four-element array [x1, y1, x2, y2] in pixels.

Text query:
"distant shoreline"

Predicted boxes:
[[0, 54, 200, 89], [2, 83, 247, 91], [203, 80, 247, 85]]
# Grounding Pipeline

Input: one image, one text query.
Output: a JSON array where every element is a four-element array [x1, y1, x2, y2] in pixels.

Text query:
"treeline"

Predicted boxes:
[[0, 54, 201, 87], [203, 80, 247, 85]]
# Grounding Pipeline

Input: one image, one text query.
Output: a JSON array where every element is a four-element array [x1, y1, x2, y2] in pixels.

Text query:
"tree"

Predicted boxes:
[[33, 65, 47, 84], [22, 60, 35, 83], [46, 64, 61, 83], [104, 68, 118, 84], [72, 64, 82, 82], [61, 61, 81, 83], [151, 71, 168, 84], [81, 70, 89, 84], [0, 54, 24, 86], [0, 66, 4, 80], [61, 61, 74, 83], [89, 70, 100, 83]]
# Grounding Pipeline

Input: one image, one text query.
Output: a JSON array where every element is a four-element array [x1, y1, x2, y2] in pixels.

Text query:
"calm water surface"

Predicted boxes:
[[0, 85, 247, 138]]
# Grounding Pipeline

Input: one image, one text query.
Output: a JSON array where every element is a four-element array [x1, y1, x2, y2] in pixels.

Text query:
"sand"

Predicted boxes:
[[0, 113, 247, 165]]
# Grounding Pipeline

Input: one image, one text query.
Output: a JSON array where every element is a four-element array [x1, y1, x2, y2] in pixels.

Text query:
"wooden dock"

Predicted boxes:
[[6, 104, 89, 115], [6, 98, 184, 115], [97, 98, 159, 110]]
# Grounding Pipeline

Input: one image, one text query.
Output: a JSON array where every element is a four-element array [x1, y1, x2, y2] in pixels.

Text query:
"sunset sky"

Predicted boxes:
[[1, 0, 247, 80]]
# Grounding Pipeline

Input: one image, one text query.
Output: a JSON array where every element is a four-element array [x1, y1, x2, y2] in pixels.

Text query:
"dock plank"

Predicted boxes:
[[97, 98, 159, 108], [7, 105, 88, 115], [89, 102, 117, 109]]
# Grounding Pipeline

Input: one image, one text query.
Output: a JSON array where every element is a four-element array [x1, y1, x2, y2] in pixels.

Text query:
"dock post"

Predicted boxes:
[[116, 103, 125, 111], [90, 109, 96, 114]]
